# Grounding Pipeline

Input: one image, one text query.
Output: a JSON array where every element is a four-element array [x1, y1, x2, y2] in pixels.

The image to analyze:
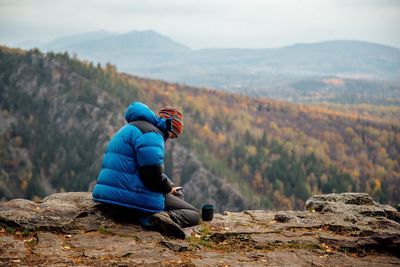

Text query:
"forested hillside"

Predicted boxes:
[[0, 46, 399, 210]]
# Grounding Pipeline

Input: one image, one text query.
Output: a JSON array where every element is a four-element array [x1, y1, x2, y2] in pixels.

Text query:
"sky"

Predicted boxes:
[[1, 0, 400, 49]]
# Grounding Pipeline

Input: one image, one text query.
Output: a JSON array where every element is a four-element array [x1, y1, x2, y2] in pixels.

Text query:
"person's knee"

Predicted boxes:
[[191, 210, 201, 226], [182, 209, 201, 227]]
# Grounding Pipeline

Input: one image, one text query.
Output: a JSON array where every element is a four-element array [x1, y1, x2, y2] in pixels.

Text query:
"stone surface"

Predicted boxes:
[[0, 235, 27, 260], [0, 192, 399, 266]]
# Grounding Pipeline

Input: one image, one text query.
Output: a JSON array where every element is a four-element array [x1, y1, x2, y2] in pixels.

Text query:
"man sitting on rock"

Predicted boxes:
[[92, 102, 200, 239]]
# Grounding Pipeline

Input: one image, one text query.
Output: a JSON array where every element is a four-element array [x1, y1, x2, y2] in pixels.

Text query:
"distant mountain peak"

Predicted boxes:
[[40, 29, 191, 62], [121, 30, 191, 50], [125, 29, 158, 35], [123, 29, 172, 40], [289, 39, 400, 51]]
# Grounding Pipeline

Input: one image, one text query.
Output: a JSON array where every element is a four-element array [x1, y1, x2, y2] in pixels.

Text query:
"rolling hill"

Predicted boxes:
[[34, 30, 400, 105]]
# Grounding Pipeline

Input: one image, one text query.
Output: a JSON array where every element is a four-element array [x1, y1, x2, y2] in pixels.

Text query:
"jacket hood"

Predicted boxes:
[[124, 102, 168, 136]]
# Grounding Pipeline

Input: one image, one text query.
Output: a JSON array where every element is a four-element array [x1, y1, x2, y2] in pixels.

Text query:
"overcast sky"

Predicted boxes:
[[1, 0, 400, 49]]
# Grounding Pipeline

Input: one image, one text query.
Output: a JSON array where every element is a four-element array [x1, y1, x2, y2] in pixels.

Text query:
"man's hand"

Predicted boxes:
[[170, 187, 178, 195], [170, 187, 183, 197]]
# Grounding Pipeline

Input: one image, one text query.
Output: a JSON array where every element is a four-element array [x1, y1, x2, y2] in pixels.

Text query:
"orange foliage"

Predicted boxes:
[[126, 74, 399, 208]]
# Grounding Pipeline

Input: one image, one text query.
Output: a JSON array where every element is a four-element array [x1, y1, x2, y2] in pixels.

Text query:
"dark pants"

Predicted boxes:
[[164, 193, 201, 228]]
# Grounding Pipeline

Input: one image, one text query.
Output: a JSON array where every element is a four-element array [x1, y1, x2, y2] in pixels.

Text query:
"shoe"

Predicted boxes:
[[149, 212, 186, 239], [138, 215, 152, 228]]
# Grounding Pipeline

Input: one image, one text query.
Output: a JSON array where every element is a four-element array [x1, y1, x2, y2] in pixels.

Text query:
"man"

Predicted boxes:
[[92, 102, 200, 239]]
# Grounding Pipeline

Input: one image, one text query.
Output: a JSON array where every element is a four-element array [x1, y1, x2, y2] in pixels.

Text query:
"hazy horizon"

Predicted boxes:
[[8, 29, 400, 51], [1, 0, 400, 50]]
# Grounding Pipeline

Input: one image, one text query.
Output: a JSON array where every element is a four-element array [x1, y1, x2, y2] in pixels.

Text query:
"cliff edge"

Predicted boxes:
[[0, 192, 399, 266]]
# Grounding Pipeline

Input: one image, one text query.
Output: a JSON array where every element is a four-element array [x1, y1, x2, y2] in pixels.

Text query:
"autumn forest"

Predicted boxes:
[[0, 46, 399, 210]]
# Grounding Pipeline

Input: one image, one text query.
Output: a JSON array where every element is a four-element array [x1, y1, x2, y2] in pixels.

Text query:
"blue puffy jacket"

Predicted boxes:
[[92, 102, 173, 213]]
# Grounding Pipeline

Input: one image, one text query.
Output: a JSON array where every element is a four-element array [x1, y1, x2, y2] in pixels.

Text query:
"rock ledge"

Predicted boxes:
[[1, 192, 399, 266]]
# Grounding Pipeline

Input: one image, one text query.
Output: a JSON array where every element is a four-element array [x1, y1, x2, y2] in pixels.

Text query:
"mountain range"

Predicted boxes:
[[33, 30, 400, 104], [1, 46, 399, 211]]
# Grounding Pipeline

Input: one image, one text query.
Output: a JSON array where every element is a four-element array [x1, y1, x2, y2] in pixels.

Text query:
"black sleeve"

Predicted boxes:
[[138, 165, 173, 194]]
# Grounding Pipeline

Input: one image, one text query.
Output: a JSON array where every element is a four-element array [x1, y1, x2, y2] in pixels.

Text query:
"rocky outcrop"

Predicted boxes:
[[0, 192, 399, 266]]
